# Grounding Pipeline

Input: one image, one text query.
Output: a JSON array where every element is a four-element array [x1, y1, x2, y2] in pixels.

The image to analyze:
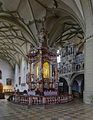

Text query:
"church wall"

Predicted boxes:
[[14, 58, 28, 92], [58, 42, 84, 94], [0, 59, 14, 92]]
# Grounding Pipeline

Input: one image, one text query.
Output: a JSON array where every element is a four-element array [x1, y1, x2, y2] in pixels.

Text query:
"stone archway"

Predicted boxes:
[[0, 83, 3, 93], [72, 80, 79, 97], [71, 74, 84, 98], [58, 77, 69, 95]]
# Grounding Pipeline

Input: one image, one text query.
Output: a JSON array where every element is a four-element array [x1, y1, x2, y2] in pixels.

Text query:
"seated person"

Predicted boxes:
[[7, 93, 14, 101], [23, 90, 27, 95], [28, 89, 35, 96], [35, 88, 40, 96]]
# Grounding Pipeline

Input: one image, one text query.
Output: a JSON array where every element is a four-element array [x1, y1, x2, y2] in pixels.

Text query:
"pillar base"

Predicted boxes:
[[83, 91, 93, 104]]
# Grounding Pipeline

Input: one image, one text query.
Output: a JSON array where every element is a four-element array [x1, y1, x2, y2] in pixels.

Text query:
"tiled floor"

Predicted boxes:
[[0, 99, 93, 120]]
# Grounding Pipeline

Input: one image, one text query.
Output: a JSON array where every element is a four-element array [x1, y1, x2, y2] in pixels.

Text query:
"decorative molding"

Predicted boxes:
[[85, 34, 93, 41]]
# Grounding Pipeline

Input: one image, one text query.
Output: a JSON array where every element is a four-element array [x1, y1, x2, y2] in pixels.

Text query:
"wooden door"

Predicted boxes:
[[0, 83, 3, 93]]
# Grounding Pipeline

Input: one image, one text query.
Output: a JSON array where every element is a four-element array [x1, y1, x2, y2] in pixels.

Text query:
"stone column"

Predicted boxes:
[[69, 85, 72, 94], [80, 0, 93, 104], [14, 64, 19, 90], [84, 36, 93, 104], [39, 49, 42, 81]]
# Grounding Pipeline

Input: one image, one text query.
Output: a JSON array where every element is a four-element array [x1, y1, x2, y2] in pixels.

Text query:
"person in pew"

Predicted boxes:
[[7, 93, 14, 101], [23, 90, 28, 96], [28, 89, 35, 96], [7, 89, 20, 101], [35, 88, 41, 96]]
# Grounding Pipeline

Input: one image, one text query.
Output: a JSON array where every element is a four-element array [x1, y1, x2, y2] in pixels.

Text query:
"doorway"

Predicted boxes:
[[58, 77, 68, 95], [0, 83, 3, 93], [71, 74, 84, 98]]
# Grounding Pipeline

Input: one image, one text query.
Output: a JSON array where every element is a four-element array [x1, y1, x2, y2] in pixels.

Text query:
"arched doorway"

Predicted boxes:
[[0, 83, 3, 93], [72, 80, 79, 97], [71, 74, 84, 98], [58, 77, 68, 95]]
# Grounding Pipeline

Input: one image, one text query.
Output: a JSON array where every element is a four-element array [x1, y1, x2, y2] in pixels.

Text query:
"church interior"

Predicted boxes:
[[0, 0, 93, 119]]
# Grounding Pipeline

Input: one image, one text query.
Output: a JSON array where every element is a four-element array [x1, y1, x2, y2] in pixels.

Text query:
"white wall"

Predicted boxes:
[[14, 57, 28, 92], [0, 59, 14, 92]]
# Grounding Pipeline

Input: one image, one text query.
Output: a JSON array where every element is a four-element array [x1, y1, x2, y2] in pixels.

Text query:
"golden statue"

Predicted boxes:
[[43, 62, 50, 78]]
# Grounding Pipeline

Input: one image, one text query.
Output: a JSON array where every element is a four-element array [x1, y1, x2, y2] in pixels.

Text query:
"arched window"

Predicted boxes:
[[19, 77, 21, 85], [6, 78, 12, 85], [0, 70, 2, 79], [76, 64, 80, 71], [63, 67, 66, 73]]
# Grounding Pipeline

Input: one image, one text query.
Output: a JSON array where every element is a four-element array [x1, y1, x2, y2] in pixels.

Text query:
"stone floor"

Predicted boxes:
[[0, 99, 93, 120]]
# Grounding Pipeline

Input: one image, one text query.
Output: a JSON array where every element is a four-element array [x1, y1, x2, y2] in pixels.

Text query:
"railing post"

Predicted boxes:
[[28, 96, 31, 105], [42, 96, 46, 108], [43, 96, 46, 105]]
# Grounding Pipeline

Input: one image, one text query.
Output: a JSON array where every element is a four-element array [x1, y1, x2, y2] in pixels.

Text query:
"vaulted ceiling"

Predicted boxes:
[[0, 0, 85, 67]]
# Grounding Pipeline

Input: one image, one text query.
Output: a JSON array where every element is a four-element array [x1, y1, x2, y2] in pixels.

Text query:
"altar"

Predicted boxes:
[[26, 27, 58, 96]]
